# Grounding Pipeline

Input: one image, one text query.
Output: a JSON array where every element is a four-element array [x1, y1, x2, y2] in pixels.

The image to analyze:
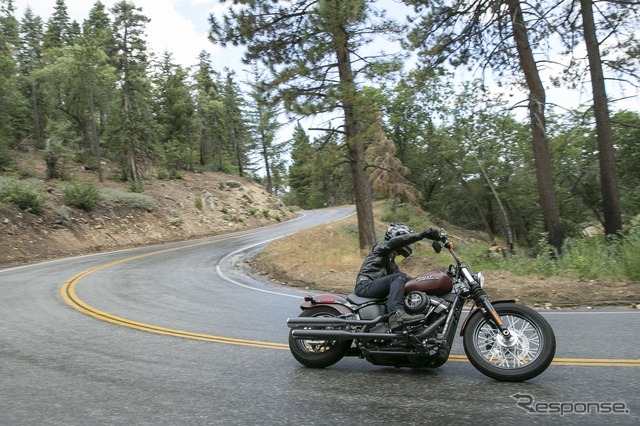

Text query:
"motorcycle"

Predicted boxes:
[[286, 235, 556, 382]]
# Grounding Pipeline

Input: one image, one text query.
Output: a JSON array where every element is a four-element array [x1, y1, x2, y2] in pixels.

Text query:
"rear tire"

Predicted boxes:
[[463, 303, 555, 382], [288, 307, 352, 368]]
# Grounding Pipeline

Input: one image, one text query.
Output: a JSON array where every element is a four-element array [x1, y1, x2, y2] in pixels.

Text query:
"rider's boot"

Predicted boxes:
[[388, 310, 424, 331]]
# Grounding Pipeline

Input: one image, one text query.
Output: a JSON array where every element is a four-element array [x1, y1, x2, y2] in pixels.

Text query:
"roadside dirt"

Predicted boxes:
[[252, 220, 640, 310], [0, 152, 295, 267]]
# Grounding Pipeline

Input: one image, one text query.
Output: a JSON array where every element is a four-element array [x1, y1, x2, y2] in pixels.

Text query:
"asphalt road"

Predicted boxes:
[[1, 207, 639, 426]]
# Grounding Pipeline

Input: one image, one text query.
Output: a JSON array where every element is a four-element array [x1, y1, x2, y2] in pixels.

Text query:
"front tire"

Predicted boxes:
[[288, 307, 352, 368], [463, 303, 555, 382]]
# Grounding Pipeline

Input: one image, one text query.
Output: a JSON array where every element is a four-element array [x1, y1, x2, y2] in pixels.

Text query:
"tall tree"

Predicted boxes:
[[17, 7, 46, 147], [210, 0, 405, 250], [222, 69, 251, 176], [407, 0, 564, 252], [107, 0, 155, 181], [246, 66, 284, 194], [192, 50, 225, 169], [288, 122, 352, 208], [43, 0, 70, 51], [83, 1, 116, 64], [153, 51, 197, 172], [578, 0, 622, 236], [0, 0, 24, 165], [553, 0, 636, 236]]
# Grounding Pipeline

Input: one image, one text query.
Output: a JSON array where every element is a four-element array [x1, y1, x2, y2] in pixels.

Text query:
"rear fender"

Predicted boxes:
[[300, 293, 353, 315], [459, 299, 516, 336]]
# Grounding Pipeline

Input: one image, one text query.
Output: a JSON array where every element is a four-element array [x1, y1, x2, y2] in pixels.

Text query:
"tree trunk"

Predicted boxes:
[[507, 0, 563, 253], [335, 38, 375, 250], [31, 81, 44, 148], [579, 0, 622, 236], [261, 134, 273, 194], [87, 67, 103, 183], [476, 155, 514, 251]]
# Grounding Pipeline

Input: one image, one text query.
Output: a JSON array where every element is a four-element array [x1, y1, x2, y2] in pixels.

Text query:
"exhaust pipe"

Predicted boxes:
[[289, 316, 448, 342], [286, 316, 383, 328], [290, 329, 404, 341]]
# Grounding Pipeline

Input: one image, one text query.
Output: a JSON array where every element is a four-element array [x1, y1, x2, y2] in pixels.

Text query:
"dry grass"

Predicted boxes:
[[252, 209, 451, 294]]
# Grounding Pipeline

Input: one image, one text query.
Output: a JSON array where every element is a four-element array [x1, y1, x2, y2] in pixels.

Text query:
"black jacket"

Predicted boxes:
[[355, 232, 425, 285]]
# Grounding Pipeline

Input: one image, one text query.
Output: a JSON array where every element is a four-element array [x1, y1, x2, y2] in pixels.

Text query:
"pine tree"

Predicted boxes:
[[17, 7, 46, 147], [246, 66, 284, 194], [192, 51, 225, 169], [210, 0, 405, 249], [0, 0, 26, 162], [222, 70, 252, 176], [153, 51, 197, 173], [407, 0, 564, 252], [107, 0, 155, 181], [43, 0, 70, 51]]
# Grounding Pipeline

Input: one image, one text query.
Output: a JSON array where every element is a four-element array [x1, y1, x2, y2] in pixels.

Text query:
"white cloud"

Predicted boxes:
[[13, 0, 234, 69]]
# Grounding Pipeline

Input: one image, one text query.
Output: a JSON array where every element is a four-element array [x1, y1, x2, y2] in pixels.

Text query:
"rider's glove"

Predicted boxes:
[[419, 227, 442, 240]]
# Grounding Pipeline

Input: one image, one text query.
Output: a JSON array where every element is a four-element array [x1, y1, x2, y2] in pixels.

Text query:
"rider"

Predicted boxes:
[[355, 223, 443, 331]]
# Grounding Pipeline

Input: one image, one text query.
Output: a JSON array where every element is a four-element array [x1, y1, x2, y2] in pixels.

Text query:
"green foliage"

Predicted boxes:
[[463, 221, 640, 282], [127, 180, 145, 193], [619, 217, 640, 281], [194, 196, 203, 211], [0, 144, 15, 171], [62, 181, 100, 211], [0, 177, 45, 214], [380, 202, 419, 227], [100, 187, 156, 211]]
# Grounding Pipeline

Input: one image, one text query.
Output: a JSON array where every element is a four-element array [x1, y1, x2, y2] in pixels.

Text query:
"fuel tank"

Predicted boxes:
[[405, 270, 453, 295]]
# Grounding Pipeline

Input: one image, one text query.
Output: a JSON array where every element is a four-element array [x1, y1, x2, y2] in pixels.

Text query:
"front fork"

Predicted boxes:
[[469, 282, 512, 339]]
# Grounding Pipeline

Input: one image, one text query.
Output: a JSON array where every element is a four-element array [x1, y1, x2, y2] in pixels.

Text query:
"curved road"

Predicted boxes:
[[1, 207, 638, 426]]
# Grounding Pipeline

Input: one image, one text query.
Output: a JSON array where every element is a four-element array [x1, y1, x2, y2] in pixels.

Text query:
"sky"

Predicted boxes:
[[11, 0, 639, 115], [13, 0, 241, 71]]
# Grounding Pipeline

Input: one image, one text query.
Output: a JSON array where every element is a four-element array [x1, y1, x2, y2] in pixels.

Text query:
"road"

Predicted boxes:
[[1, 207, 638, 426]]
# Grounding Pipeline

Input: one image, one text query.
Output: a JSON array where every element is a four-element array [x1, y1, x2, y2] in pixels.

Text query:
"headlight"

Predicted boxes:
[[473, 272, 485, 288]]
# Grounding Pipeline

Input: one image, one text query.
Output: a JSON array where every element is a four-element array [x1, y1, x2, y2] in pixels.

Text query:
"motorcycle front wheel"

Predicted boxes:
[[463, 303, 556, 382], [288, 306, 352, 368]]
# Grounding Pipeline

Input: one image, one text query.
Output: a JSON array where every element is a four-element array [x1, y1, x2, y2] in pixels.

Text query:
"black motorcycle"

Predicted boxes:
[[287, 236, 556, 382]]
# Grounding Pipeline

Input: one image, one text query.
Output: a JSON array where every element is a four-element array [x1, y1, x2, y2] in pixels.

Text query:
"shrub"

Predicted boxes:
[[0, 177, 45, 214], [194, 196, 203, 210], [62, 182, 100, 211], [127, 180, 145, 193], [100, 188, 156, 211]]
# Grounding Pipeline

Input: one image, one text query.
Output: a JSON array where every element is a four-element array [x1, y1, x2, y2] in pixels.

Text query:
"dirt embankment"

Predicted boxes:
[[0, 167, 295, 267]]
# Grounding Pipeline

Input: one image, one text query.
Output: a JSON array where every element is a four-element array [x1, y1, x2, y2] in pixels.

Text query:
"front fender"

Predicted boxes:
[[300, 293, 353, 315], [459, 299, 516, 336]]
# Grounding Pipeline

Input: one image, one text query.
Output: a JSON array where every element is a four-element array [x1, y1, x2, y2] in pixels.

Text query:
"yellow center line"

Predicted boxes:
[[61, 230, 292, 350], [446, 354, 640, 367], [60, 228, 640, 365]]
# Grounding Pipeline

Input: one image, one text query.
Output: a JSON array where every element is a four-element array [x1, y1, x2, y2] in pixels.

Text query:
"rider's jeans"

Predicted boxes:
[[355, 272, 410, 314]]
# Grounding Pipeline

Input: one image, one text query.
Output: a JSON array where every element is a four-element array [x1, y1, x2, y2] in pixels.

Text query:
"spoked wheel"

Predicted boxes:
[[288, 307, 352, 368], [463, 303, 556, 382]]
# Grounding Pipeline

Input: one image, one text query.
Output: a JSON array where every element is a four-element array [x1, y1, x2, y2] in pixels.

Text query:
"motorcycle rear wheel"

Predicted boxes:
[[463, 303, 556, 382], [288, 306, 352, 368]]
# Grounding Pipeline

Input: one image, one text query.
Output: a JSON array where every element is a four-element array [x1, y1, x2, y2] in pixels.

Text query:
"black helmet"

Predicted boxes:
[[384, 223, 414, 257]]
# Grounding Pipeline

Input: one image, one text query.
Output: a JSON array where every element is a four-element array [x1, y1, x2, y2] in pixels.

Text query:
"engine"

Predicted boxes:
[[404, 291, 450, 316]]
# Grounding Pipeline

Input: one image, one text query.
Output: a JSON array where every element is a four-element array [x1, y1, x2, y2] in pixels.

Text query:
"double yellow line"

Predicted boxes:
[[60, 236, 640, 366], [550, 357, 640, 367], [61, 231, 289, 351], [445, 355, 640, 367]]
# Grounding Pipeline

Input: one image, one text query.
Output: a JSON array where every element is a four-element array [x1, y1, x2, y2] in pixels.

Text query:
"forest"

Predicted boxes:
[[1, 0, 639, 255]]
